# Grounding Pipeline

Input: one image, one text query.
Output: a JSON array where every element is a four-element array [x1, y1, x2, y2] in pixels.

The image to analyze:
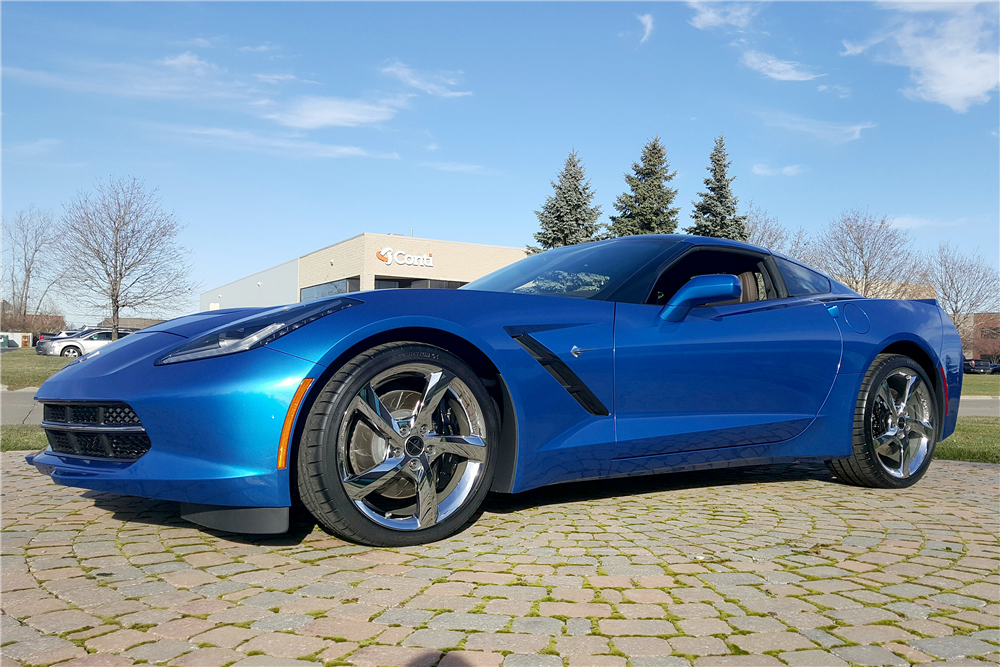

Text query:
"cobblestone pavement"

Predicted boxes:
[[2, 451, 998, 667]]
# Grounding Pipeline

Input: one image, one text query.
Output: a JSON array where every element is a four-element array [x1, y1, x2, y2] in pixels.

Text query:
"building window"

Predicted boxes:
[[375, 277, 467, 290], [300, 277, 360, 302], [982, 327, 1000, 339]]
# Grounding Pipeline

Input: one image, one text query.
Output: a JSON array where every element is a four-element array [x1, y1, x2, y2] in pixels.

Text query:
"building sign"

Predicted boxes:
[[376, 247, 434, 268]]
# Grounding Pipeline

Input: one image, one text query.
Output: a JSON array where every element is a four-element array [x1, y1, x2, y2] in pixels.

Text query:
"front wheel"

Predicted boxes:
[[61, 347, 81, 358], [827, 354, 938, 488], [297, 342, 498, 546]]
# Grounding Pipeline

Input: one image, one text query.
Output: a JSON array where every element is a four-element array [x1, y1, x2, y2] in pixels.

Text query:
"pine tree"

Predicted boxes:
[[609, 136, 679, 237], [528, 151, 603, 254], [685, 134, 748, 241]]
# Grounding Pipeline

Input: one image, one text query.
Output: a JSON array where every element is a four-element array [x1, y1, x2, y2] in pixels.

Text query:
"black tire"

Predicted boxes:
[[297, 342, 499, 547], [827, 354, 938, 488], [61, 346, 81, 358]]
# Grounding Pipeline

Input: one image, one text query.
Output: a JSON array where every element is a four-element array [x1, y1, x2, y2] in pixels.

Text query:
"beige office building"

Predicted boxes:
[[200, 233, 527, 311]]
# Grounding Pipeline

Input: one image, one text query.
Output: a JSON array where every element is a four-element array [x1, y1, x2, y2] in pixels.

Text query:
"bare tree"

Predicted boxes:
[[978, 328, 1000, 363], [1, 206, 65, 333], [58, 177, 198, 339], [927, 243, 1000, 348], [745, 201, 787, 250], [810, 208, 927, 299], [744, 201, 813, 263]]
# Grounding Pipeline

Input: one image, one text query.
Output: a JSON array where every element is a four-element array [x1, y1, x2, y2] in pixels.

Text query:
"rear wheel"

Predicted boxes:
[[827, 354, 937, 488], [297, 342, 498, 546]]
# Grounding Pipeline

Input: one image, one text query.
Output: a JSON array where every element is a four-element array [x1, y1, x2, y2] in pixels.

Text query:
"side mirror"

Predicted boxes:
[[659, 274, 742, 322]]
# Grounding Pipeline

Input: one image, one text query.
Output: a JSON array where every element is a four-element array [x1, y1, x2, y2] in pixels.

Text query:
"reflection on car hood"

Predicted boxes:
[[141, 308, 263, 339]]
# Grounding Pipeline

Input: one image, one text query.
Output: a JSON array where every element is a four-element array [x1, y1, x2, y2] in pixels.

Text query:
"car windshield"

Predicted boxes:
[[462, 238, 674, 300]]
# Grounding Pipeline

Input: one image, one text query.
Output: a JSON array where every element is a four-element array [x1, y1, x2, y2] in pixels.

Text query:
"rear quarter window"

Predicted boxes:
[[776, 257, 831, 296]]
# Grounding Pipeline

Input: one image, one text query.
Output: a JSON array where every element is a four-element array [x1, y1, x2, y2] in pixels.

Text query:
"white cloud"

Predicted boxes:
[[758, 111, 876, 143], [266, 95, 407, 129], [817, 84, 852, 98], [172, 37, 217, 49], [158, 52, 219, 77], [688, 2, 758, 30], [5, 138, 61, 158], [238, 43, 277, 53], [158, 125, 398, 159], [752, 163, 805, 176], [381, 61, 471, 98], [891, 215, 962, 229], [255, 73, 296, 84], [638, 14, 654, 44], [3, 58, 250, 102], [426, 143, 439, 151], [843, 4, 999, 113], [420, 161, 484, 173], [742, 51, 822, 81]]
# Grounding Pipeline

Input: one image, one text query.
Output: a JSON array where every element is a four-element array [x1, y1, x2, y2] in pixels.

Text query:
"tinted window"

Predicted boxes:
[[301, 277, 360, 302], [649, 249, 775, 305], [776, 257, 831, 296], [463, 239, 674, 301]]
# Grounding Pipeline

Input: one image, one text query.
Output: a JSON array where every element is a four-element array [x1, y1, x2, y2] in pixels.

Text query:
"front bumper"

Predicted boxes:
[[28, 331, 320, 508]]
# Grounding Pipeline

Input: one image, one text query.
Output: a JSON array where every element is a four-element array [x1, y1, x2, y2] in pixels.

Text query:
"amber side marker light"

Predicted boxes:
[[278, 378, 314, 470]]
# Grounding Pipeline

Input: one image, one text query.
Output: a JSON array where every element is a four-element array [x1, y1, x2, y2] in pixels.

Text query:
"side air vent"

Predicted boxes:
[[509, 334, 609, 416]]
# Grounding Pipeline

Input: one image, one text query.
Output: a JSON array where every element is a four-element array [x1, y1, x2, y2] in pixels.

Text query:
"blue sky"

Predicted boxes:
[[3, 2, 998, 323]]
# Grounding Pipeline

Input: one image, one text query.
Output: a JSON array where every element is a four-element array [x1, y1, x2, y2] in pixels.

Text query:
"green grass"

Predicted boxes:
[[0, 348, 71, 390], [937, 417, 1000, 464], [960, 373, 1000, 396], [0, 424, 48, 452]]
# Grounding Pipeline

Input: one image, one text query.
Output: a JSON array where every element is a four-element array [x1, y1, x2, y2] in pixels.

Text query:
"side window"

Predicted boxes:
[[96, 332, 113, 341], [647, 250, 776, 306], [775, 257, 831, 296]]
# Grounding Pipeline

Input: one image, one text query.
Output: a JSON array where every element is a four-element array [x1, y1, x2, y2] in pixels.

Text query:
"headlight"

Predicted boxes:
[[155, 298, 358, 365]]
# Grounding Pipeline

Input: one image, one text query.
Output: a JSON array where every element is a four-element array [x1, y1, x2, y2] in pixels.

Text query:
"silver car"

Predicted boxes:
[[43, 329, 132, 358]]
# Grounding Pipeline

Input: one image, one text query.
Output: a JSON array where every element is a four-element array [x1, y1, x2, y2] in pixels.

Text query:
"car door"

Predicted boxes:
[[83, 331, 114, 352], [612, 247, 843, 464]]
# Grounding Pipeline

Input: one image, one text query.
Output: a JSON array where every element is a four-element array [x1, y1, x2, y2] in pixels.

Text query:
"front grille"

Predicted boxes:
[[42, 401, 150, 461], [43, 403, 141, 427]]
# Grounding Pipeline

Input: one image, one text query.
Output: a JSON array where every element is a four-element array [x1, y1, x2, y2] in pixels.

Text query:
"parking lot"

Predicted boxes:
[[2, 452, 998, 667]]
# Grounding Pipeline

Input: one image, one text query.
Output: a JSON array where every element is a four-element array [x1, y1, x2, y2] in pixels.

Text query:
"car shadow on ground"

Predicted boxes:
[[481, 461, 837, 515], [80, 461, 837, 546]]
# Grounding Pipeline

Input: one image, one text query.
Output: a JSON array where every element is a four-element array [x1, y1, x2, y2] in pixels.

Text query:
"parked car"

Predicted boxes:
[[40, 329, 134, 358], [28, 235, 963, 546], [37, 329, 96, 356], [963, 359, 991, 374], [990, 363, 1000, 375]]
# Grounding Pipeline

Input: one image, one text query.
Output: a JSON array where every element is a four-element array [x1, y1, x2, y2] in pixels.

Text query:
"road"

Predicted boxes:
[[3, 452, 998, 667]]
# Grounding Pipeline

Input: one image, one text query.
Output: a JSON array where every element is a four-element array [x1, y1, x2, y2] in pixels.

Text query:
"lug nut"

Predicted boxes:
[[426, 446, 436, 457], [419, 424, 429, 435], [409, 460, 421, 471]]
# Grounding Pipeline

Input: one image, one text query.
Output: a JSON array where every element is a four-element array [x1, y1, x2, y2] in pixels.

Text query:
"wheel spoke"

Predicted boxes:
[[900, 374, 921, 416], [414, 369, 455, 429], [875, 382, 898, 424], [901, 434, 913, 477], [907, 418, 933, 440], [350, 384, 403, 444], [343, 457, 406, 500], [873, 432, 896, 458], [425, 434, 487, 463], [404, 457, 439, 529]]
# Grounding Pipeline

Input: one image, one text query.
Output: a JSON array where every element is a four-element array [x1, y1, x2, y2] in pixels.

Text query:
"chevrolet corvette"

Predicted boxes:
[[27, 235, 963, 546]]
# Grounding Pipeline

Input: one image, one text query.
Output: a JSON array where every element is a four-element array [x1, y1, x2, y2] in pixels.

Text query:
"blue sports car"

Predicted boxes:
[[27, 235, 963, 546]]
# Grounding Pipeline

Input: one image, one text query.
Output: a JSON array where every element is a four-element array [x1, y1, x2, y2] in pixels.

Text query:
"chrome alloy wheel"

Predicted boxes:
[[868, 368, 934, 479], [336, 362, 488, 531]]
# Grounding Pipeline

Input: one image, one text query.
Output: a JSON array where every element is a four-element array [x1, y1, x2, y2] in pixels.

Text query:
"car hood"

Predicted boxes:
[[140, 307, 264, 339]]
